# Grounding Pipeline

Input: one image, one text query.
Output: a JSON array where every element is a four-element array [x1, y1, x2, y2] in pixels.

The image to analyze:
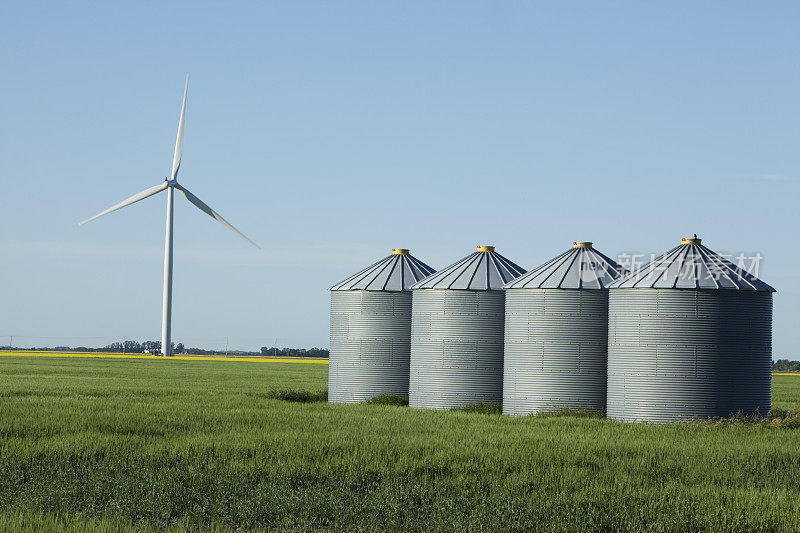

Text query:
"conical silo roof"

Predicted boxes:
[[504, 242, 627, 290], [330, 249, 436, 291], [411, 245, 525, 290], [608, 237, 775, 291]]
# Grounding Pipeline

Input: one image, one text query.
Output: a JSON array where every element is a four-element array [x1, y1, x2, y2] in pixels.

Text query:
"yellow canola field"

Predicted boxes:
[[2, 351, 798, 374], [0, 350, 328, 365]]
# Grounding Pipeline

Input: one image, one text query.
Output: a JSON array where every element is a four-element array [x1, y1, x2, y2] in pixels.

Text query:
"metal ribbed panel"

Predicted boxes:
[[329, 291, 412, 403], [503, 289, 608, 416], [607, 289, 773, 423], [409, 290, 505, 409]]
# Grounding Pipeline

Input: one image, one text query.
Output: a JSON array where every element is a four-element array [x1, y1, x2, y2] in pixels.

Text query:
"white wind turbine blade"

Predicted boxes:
[[171, 76, 189, 180], [79, 182, 169, 225], [175, 184, 261, 249]]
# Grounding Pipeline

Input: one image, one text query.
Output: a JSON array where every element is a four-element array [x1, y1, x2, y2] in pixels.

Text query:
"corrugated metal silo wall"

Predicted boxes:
[[409, 289, 505, 409], [328, 291, 412, 403], [607, 289, 773, 423], [503, 289, 608, 416]]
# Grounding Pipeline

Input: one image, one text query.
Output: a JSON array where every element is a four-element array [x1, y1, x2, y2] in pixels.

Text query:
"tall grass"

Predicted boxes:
[[1, 357, 800, 531]]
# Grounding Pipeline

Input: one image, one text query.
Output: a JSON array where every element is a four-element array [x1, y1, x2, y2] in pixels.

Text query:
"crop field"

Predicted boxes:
[[2, 356, 800, 532]]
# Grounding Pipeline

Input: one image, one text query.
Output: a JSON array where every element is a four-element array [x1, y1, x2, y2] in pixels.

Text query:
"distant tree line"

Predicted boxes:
[[0, 342, 328, 358], [773, 360, 800, 372], [259, 347, 329, 358], [102, 341, 185, 354], [0, 341, 184, 354]]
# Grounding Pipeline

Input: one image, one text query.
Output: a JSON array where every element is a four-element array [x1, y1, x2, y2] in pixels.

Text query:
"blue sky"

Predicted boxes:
[[1, 2, 798, 355]]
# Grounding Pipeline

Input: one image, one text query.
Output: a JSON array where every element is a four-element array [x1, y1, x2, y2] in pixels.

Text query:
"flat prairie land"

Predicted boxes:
[[1, 356, 800, 532]]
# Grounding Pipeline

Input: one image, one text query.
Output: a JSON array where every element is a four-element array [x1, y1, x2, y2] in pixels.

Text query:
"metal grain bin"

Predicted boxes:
[[329, 249, 436, 403], [409, 245, 526, 410], [607, 237, 775, 423], [503, 242, 627, 416]]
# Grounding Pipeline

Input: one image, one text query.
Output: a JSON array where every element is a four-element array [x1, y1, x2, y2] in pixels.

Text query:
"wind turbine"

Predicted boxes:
[[80, 76, 260, 357]]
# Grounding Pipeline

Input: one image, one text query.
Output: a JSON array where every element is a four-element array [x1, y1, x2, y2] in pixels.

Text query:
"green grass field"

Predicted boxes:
[[2, 356, 800, 532]]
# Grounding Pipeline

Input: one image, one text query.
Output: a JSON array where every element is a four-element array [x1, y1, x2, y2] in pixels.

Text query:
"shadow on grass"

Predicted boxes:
[[265, 389, 328, 403], [455, 403, 502, 415], [365, 395, 409, 406], [531, 409, 605, 419]]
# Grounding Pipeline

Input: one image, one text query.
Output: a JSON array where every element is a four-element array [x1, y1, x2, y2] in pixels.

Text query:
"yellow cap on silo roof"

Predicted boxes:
[[573, 242, 593, 248], [477, 245, 495, 252], [392, 249, 409, 255]]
